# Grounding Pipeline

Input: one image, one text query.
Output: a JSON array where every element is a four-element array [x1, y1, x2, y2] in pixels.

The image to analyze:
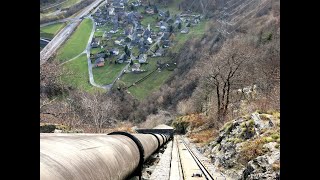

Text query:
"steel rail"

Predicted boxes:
[[180, 137, 214, 180]]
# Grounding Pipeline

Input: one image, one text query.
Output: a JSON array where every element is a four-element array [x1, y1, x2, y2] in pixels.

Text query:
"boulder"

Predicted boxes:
[[201, 112, 280, 179], [251, 113, 274, 135], [242, 153, 280, 180]]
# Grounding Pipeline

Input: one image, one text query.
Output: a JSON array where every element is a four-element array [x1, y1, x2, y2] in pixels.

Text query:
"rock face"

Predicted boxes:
[[201, 112, 280, 180]]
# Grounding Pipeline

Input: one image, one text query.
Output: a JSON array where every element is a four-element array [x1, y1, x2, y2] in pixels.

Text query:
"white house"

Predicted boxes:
[[108, 7, 115, 15], [138, 54, 147, 63], [131, 63, 141, 72]]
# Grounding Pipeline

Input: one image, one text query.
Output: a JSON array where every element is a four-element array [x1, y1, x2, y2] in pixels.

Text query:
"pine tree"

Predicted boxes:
[[124, 45, 131, 56], [166, 10, 170, 17], [154, 5, 158, 13], [169, 25, 174, 33]]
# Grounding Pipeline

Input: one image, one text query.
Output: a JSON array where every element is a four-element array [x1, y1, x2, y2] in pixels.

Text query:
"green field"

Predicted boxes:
[[120, 57, 160, 85], [141, 14, 158, 27], [40, 22, 66, 39], [119, 57, 172, 100], [61, 54, 104, 93], [127, 69, 173, 100], [158, 0, 183, 16], [96, 24, 112, 31], [94, 31, 104, 37], [56, 18, 93, 62], [93, 63, 127, 85], [91, 47, 105, 55], [171, 20, 208, 53]]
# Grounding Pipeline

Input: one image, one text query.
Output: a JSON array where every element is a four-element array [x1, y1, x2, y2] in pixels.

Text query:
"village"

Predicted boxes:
[[89, 0, 203, 82]]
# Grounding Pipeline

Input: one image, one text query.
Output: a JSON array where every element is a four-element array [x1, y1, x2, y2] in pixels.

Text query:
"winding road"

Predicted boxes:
[[42, 0, 164, 91], [47, 0, 126, 91], [40, 0, 104, 65], [85, 16, 129, 91]]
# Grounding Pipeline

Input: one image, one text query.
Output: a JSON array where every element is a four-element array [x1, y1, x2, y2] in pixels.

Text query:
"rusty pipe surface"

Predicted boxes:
[[40, 133, 165, 180]]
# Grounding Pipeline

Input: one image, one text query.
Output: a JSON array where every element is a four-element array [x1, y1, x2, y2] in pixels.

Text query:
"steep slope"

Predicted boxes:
[[196, 111, 280, 179]]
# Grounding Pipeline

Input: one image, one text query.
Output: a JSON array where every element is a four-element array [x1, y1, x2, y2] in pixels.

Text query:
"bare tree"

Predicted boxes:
[[199, 37, 256, 123], [81, 92, 117, 133]]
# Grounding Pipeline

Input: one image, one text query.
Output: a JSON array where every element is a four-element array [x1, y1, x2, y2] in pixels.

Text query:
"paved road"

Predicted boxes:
[[40, 0, 104, 65], [40, 38, 51, 43], [85, 16, 129, 91], [85, 17, 107, 90], [48, 0, 131, 91], [59, 51, 85, 66]]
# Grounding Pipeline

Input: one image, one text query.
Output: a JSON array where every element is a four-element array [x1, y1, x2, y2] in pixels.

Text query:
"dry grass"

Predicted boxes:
[[183, 113, 207, 129], [103, 122, 135, 134], [173, 113, 207, 134], [272, 161, 280, 171], [262, 126, 280, 139], [238, 138, 266, 165], [188, 129, 218, 144]]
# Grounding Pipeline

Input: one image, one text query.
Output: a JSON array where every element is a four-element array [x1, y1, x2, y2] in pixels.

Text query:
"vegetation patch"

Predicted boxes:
[[172, 119, 190, 134], [92, 63, 127, 85], [94, 30, 104, 37], [120, 57, 173, 100], [272, 161, 280, 171], [141, 14, 157, 27], [263, 136, 274, 143], [262, 127, 280, 143], [238, 138, 267, 165], [158, 0, 183, 16], [40, 22, 66, 39], [173, 113, 208, 135], [60, 54, 104, 93], [171, 20, 208, 53], [127, 69, 173, 100], [227, 137, 243, 144], [56, 18, 93, 62], [240, 119, 255, 139], [40, 123, 56, 133], [189, 129, 217, 144]]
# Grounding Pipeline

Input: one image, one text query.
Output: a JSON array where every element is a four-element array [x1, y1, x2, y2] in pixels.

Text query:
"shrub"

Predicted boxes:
[[272, 161, 280, 171], [263, 136, 274, 143], [238, 138, 266, 165], [271, 133, 280, 140], [189, 129, 217, 144], [272, 111, 280, 119], [223, 121, 233, 133], [240, 120, 255, 139], [40, 124, 56, 133], [172, 119, 190, 134], [227, 137, 243, 144], [248, 119, 254, 126]]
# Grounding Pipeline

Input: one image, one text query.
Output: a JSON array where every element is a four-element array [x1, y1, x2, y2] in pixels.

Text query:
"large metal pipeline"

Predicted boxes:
[[40, 132, 168, 180]]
